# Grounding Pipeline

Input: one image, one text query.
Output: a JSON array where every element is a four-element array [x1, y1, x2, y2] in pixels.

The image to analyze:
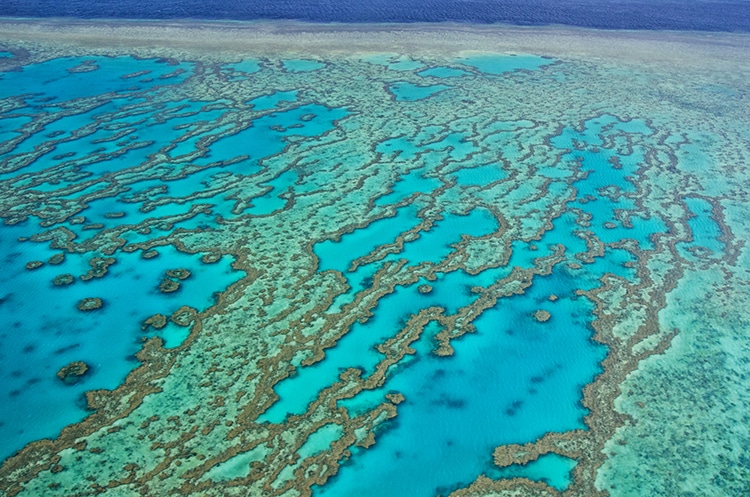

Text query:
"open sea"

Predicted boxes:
[[0, 2, 749, 497], [2, 0, 750, 31]]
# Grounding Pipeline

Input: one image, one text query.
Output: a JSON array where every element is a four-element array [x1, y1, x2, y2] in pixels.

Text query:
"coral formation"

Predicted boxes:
[[0, 21, 747, 497], [56, 361, 89, 385]]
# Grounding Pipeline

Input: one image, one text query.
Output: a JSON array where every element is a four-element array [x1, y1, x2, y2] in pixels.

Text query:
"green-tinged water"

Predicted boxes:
[[0, 25, 749, 497]]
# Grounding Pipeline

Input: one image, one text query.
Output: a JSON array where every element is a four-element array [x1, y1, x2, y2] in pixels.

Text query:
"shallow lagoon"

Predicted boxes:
[[0, 22, 748, 497]]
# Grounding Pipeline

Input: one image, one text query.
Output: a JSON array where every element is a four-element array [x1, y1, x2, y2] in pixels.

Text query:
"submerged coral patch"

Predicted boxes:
[[52, 273, 75, 286], [56, 361, 89, 385], [534, 309, 551, 322], [76, 297, 103, 311]]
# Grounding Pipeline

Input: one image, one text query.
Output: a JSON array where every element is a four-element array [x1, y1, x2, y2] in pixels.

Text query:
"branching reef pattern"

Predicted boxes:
[[0, 22, 749, 497]]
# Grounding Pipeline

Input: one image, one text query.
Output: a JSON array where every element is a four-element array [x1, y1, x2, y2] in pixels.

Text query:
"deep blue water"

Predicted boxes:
[[1, 0, 750, 31]]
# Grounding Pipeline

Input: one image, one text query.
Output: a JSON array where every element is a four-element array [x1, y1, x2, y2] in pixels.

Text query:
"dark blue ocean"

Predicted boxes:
[[1, 0, 750, 31]]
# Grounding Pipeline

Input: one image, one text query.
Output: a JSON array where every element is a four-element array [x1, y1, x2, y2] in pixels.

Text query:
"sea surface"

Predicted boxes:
[[2, 0, 750, 31], [0, 8, 749, 497]]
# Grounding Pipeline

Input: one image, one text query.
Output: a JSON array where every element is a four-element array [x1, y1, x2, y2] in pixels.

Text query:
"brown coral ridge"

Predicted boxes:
[[0, 249, 255, 496], [141, 249, 160, 259], [171, 306, 198, 327], [200, 252, 221, 264], [166, 268, 191, 280], [533, 309, 551, 322], [76, 297, 103, 311], [0, 26, 744, 495], [142, 313, 168, 330], [445, 119, 707, 496], [52, 273, 75, 286], [447, 476, 557, 497], [47, 253, 65, 265], [0, 328, 199, 497], [159, 277, 181, 293], [56, 361, 89, 385], [159, 268, 192, 293], [80, 257, 116, 281]]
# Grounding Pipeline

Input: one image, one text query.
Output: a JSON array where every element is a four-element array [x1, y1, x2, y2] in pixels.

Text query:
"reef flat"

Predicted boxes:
[[0, 20, 749, 497]]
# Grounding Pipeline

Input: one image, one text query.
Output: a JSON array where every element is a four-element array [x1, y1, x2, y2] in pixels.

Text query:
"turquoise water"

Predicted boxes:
[[282, 59, 326, 72], [4, 99, 231, 182], [0, 224, 244, 459], [264, 208, 499, 422], [311, 264, 606, 497], [458, 54, 553, 74], [244, 169, 298, 215], [373, 168, 443, 206], [489, 453, 578, 491], [376, 130, 478, 162], [2, 42, 739, 497], [417, 66, 471, 78], [247, 90, 299, 110], [0, 54, 348, 460], [0, 56, 193, 103], [677, 197, 725, 261], [0, 51, 653, 473], [192, 103, 347, 166], [315, 204, 424, 274], [280, 115, 664, 496], [451, 163, 507, 185], [388, 81, 451, 101], [385, 208, 498, 266], [222, 59, 262, 80], [0, 114, 31, 144], [315, 266, 604, 497]]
